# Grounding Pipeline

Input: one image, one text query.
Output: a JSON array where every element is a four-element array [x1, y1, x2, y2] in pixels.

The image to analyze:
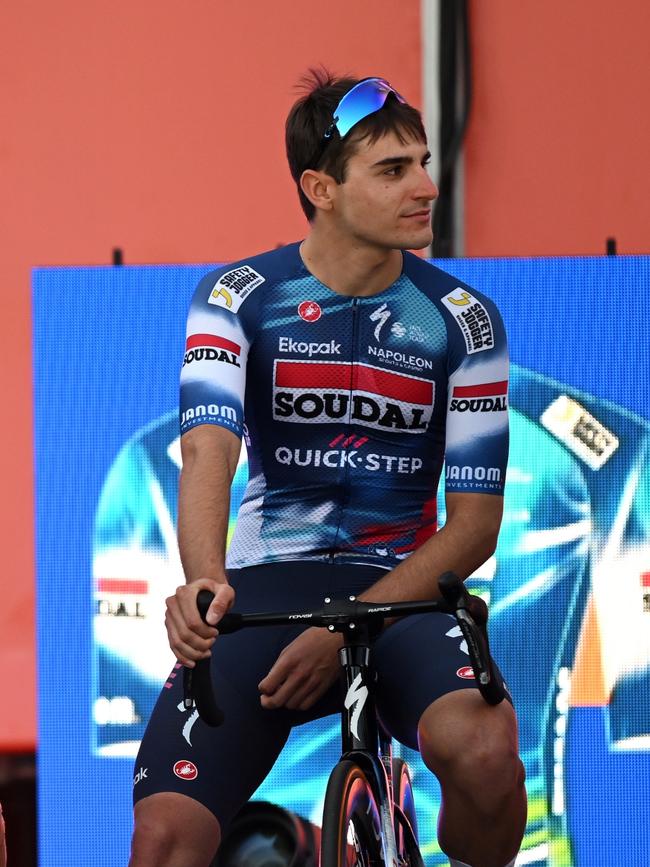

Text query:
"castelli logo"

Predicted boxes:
[[298, 300, 322, 322], [173, 760, 198, 780], [456, 666, 475, 680]]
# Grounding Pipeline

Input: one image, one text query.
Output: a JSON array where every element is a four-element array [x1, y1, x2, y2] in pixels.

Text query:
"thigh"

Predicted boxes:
[[372, 612, 512, 751], [133, 621, 295, 833], [134, 561, 382, 831]]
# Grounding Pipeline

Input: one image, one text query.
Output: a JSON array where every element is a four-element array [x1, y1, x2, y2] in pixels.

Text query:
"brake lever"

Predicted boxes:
[[437, 571, 504, 706]]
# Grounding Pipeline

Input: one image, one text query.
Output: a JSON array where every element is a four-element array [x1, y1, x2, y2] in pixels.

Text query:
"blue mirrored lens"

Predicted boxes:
[[333, 78, 405, 138]]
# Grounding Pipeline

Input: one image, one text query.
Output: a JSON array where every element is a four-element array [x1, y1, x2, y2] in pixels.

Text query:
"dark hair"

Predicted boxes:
[[285, 68, 427, 221]]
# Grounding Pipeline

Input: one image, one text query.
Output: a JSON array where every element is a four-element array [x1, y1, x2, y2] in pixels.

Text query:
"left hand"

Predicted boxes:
[[258, 627, 343, 711]]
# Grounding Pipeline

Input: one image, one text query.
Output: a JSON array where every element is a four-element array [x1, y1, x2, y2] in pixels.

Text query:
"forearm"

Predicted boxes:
[[177, 429, 239, 584], [359, 502, 500, 605]]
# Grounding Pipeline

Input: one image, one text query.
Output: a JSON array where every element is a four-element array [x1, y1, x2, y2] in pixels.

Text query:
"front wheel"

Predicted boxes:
[[392, 758, 422, 866], [320, 760, 384, 867]]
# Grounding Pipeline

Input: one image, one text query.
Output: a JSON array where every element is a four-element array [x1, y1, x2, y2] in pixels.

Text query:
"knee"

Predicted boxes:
[[130, 815, 176, 863], [423, 730, 523, 796], [130, 795, 220, 866], [418, 699, 525, 806]]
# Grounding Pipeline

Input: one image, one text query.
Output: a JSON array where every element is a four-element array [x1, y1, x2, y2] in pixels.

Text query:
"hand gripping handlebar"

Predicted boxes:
[[182, 571, 505, 726]]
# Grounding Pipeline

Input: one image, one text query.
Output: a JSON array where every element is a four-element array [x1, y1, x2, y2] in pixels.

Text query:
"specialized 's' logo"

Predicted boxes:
[[449, 380, 508, 413], [456, 666, 475, 679], [369, 302, 392, 341], [208, 266, 264, 313], [273, 360, 434, 433], [446, 624, 469, 656], [173, 760, 198, 781], [344, 673, 369, 740], [177, 700, 200, 746], [441, 289, 494, 354], [298, 300, 322, 322], [183, 334, 241, 368]]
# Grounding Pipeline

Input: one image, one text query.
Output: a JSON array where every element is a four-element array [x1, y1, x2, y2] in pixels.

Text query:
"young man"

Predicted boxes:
[[130, 72, 526, 867]]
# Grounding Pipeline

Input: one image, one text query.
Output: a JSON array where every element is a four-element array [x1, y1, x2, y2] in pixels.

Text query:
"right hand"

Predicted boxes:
[[165, 578, 235, 667]]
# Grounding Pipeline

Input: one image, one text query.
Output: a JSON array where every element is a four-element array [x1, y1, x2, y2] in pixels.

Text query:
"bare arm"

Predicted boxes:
[[177, 424, 241, 583], [358, 492, 503, 605], [165, 424, 241, 666]]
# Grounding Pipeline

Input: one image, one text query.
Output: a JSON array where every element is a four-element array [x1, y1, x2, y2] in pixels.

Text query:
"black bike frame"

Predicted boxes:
[[335, 613, 402, 866]]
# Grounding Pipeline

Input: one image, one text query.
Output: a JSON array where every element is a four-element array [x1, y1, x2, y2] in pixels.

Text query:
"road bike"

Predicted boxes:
[[184, 571, 505, 866]]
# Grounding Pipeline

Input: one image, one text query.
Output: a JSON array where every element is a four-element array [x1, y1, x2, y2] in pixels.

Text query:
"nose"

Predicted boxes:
[[413, 166, 438, 203]]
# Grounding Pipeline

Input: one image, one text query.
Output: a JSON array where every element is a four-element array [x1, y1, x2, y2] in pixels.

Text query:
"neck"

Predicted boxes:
[[300, 222, 403, 297]]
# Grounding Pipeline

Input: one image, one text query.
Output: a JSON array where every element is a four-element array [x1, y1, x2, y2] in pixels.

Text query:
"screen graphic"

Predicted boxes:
[[34, 257, 650, 865]]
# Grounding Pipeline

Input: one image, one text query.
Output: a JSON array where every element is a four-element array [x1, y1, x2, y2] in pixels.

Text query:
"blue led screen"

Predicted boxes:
[[34, 256, 650, 865]]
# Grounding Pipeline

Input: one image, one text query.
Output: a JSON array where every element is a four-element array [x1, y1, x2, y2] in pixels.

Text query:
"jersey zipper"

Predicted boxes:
[[328, 297, 361, 562]]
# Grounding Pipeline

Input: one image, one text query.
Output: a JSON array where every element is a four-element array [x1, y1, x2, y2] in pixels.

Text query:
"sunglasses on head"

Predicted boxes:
[[323, 77, 406, 141]]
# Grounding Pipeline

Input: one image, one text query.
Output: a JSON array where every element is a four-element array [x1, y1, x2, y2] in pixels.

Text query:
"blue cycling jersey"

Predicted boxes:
[[179, 242, 509, 570]]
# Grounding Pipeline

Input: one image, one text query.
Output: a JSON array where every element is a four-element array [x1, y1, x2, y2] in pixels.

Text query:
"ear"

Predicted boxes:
[[299, 169, 337, 214]]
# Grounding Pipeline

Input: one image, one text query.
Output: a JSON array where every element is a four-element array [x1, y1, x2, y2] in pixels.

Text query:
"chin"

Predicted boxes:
[[408, 236, 432, 251], [396, 229, 433, 251], [361, 226, 432, 252]]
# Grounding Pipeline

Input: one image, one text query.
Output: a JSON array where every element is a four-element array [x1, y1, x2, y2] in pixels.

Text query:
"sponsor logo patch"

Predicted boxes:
[[275, 445, 423, 474], [180, 403, 238, 433], [369, 305, 430, 344], [456, 666, 475, 680], [183, 334, 241, 367], [278, 336, 341, 356], [273, 360, 434, 433], [450, 380, 508, 412], [442, 288, 494, 354], [173, 760, 198, 781], [446, 464, 502, 490], [208, 266, 264, 313], [368, 344, 433, 372], [298, 300, 322, 322]]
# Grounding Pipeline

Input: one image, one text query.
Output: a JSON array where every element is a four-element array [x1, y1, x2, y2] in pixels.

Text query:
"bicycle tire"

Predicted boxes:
[[392, 758, 422, 866], [320, 760, 384, 867]]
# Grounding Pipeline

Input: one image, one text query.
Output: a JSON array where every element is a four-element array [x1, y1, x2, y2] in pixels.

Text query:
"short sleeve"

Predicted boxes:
[[441, 287, 509, 495], [179, 270, 255, 438]]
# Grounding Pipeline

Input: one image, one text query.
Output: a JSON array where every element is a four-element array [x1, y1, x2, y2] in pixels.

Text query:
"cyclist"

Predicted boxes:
[[129, 71, 526, 867]]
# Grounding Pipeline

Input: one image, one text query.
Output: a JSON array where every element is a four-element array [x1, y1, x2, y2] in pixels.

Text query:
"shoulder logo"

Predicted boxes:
[[446, 290, 472, 306], [208, 266, 265, 313], [441, 287, 494, 354]]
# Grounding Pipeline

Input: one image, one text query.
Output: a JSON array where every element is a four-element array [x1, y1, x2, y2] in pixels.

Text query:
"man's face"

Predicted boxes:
[[330, 129, 438, 251]]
